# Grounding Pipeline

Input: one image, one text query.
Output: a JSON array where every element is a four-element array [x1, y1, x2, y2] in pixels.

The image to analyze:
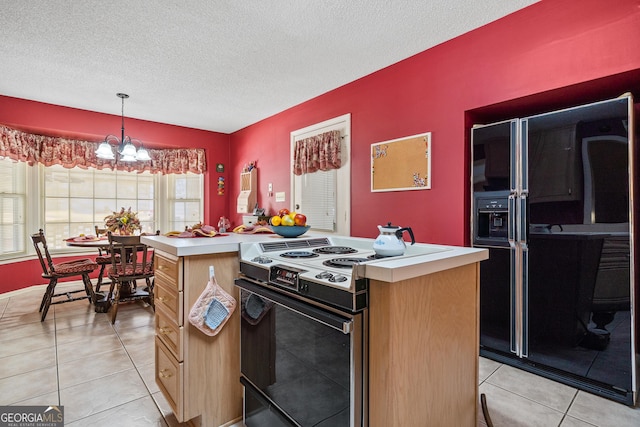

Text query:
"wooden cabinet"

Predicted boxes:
[[368, 262, 480, 427], [237, 168, 257, 213], [155, 336, 183, 414], [154, 251, 242, 426]]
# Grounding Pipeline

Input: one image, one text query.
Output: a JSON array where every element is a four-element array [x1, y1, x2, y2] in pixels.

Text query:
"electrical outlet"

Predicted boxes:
[[275, 192, 286, 202], [268, 183, 273, 192]]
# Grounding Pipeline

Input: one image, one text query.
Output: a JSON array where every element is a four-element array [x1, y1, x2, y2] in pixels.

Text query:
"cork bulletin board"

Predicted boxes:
[[371, 132, 431, 192]]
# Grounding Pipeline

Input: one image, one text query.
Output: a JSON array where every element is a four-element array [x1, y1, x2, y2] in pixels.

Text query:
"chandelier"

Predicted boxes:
[[95, 93, 151, 162]]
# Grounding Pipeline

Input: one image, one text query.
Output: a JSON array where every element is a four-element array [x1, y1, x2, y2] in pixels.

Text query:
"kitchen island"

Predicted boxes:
[[364, 244, 487, 426], [142, 233, 275, 427], [141, 233, 487, 427]]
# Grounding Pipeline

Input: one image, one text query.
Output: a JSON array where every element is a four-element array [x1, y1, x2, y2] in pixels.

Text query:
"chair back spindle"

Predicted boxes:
[[31, 229, 56, 277]]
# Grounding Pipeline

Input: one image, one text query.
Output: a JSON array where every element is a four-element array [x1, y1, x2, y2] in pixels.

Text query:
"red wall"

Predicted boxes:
[[229, 0, 640, 244], [0, 96, 230, 293], [3, 0, 640, 295]]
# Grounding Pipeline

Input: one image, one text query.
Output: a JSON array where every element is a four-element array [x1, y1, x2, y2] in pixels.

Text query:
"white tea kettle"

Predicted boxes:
[[373, 222, 415, 257]]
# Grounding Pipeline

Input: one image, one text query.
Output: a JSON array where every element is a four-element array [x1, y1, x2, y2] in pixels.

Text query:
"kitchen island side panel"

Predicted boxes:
[[368, 262, 480, 427], [182, 252, 242, 426]]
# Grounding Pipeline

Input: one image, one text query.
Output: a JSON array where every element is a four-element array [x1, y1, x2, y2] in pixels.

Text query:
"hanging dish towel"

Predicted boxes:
[[241, 291, 274, 326], [188, 267, 236, 336]]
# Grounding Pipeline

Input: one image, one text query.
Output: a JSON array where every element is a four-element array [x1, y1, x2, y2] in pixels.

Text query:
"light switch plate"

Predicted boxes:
[[275, 192, 286, 202]]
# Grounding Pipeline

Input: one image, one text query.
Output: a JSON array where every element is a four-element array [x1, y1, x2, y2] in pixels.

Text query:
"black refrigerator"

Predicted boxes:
[[471, 94, 638, 405]]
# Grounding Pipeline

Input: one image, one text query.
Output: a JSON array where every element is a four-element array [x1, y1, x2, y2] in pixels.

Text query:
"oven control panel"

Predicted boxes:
[[269, 264, 305, 291]]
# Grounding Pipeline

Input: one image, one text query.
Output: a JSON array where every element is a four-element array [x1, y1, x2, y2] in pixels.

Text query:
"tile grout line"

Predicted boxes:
[[555, 390, 581, 427], [111, 314, 171, 425], [53, 306, 157, 424], [482, 379, 573, 418], [0, 298, 6, 319], [53, 307, 62, 407]]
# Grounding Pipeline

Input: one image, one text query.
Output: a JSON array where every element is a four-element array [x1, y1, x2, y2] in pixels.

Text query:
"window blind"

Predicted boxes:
[[300, 169, 336, 231]]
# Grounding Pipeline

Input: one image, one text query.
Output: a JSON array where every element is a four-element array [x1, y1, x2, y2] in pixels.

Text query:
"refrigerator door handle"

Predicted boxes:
[[519, 195, 528, 244], [512, 242, 528, 357], [510, 245, 519, 354], [508, 190, 518, 354], [508, 195, 517, 245], [510, 120, 518, 191], [519, 119, 529, 193], [521, 243, 529, 358], [513, 115, 529, 357]]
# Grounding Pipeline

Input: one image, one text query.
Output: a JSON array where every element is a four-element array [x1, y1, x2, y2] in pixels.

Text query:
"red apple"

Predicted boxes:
[[278, 208, 290, 217], [294, 213, 307, 226]]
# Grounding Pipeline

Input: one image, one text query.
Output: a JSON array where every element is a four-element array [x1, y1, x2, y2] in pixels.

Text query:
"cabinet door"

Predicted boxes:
[[156, 312, 184, 361], [155, 254, 182, 291], [155, 280, 183, 327], [155, 337, 184, 420]]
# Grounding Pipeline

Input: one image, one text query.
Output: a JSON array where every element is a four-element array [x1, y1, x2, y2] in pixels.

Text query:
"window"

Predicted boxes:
[[167, 173, 205, 232], [297, 170, 337, 231], [291, 114, 351, 235], [43, 165, 156, 250], [0, 158, 204, 258], [0, 158, 26, 256]]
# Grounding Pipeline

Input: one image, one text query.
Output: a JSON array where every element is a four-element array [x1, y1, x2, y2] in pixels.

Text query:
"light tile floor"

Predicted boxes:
[[1, 283, 639, 426]]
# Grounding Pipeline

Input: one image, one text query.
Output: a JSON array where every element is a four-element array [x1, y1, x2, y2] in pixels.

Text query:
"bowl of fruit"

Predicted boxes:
[[270, 209, 310, 238]]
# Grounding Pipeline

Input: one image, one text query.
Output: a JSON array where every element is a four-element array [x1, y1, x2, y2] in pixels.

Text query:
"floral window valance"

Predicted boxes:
[[293, 129, 342, 176], [0, 125, 206, 174]]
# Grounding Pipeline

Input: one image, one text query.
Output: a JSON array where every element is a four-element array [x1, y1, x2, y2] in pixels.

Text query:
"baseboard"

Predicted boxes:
[[0, 280, 85, 300]]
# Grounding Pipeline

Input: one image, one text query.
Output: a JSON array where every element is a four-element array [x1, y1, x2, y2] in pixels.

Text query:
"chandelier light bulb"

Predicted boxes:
[[135, 146, 151, 161], [94, 93, 151, 162], [95, 141, 115, 159]]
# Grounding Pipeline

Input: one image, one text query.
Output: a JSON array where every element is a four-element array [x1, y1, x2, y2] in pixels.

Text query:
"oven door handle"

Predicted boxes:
[[235, 278, 353, 334]]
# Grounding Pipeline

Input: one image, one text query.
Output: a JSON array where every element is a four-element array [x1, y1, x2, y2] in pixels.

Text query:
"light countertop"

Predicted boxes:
[[141, 233, 281, 257], [142, 233, 488, 283], [363, 244, 488, 283]]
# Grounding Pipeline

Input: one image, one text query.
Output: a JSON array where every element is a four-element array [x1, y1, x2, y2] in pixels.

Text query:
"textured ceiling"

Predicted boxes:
[[0, 1, 538, 133]]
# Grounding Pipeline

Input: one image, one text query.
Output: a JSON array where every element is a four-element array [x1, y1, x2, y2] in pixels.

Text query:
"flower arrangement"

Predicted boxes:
[[104, 207, 141, 235]]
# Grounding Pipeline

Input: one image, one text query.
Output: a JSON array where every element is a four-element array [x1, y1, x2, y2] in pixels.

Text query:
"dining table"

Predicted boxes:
[[65, 234, 157, 302], [65, 235, 109, 248]]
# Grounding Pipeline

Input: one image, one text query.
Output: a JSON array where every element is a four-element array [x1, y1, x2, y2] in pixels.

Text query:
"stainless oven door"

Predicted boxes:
[[235, 278, 365, 427]]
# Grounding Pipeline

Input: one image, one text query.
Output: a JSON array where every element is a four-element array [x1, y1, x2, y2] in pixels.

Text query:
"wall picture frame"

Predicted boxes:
[[371, 132, 431, 192]]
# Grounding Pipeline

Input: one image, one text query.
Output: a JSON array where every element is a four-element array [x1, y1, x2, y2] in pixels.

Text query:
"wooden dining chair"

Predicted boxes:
[[93, 225, 116, 295], [31, 229, 99, 321], [106, 232, 155, 324]]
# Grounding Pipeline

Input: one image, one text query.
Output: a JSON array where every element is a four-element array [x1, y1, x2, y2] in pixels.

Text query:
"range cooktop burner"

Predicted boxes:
[[280, 251, 319, 259], [323, 258, 370, 268], [312, 246, 358, 255]]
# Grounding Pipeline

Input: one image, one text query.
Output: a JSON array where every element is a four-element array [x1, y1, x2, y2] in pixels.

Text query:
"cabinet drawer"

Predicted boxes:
[[156, 313, 183, 361], [155, 337, 183, 420], [155, 281, 183, 326], [155, 255, 181, 290]]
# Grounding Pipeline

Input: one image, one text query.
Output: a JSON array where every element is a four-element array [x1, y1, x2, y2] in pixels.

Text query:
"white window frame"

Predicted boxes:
[[0, 158, 204, 260], [0, 159, 28, 258], [290, 114, 351, 236]]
